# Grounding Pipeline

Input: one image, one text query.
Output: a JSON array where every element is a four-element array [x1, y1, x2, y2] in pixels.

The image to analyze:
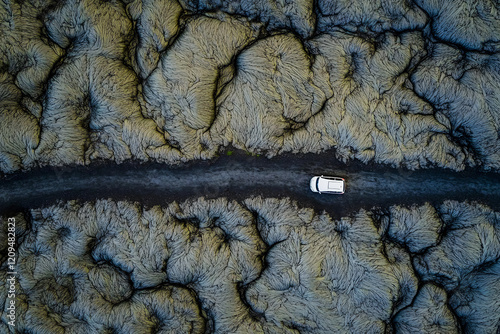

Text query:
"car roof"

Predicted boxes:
[[317, 177, 344, 193]]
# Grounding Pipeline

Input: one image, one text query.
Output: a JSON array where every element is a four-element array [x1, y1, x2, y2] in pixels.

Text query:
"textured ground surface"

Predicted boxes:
[[1, 197, 500, 333], [1, 0, 500, 333], [1, 0, 500, 174]]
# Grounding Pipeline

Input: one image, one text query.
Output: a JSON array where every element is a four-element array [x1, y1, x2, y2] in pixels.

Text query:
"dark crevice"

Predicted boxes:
[[409, 0, 498, 55]]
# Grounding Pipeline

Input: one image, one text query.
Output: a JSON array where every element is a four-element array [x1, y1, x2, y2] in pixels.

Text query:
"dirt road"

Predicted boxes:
[[2, 151, 499, 218]]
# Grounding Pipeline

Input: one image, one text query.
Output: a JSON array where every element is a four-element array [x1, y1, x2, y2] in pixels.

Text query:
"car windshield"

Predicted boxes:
[[316, 177, 320, 192]]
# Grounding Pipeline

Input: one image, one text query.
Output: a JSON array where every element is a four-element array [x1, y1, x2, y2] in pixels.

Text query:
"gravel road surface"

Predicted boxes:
[[1, 151, 499, 217]]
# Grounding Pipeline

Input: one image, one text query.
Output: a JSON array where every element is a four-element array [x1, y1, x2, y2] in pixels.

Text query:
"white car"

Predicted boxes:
[[310, 176, 345, 194]]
